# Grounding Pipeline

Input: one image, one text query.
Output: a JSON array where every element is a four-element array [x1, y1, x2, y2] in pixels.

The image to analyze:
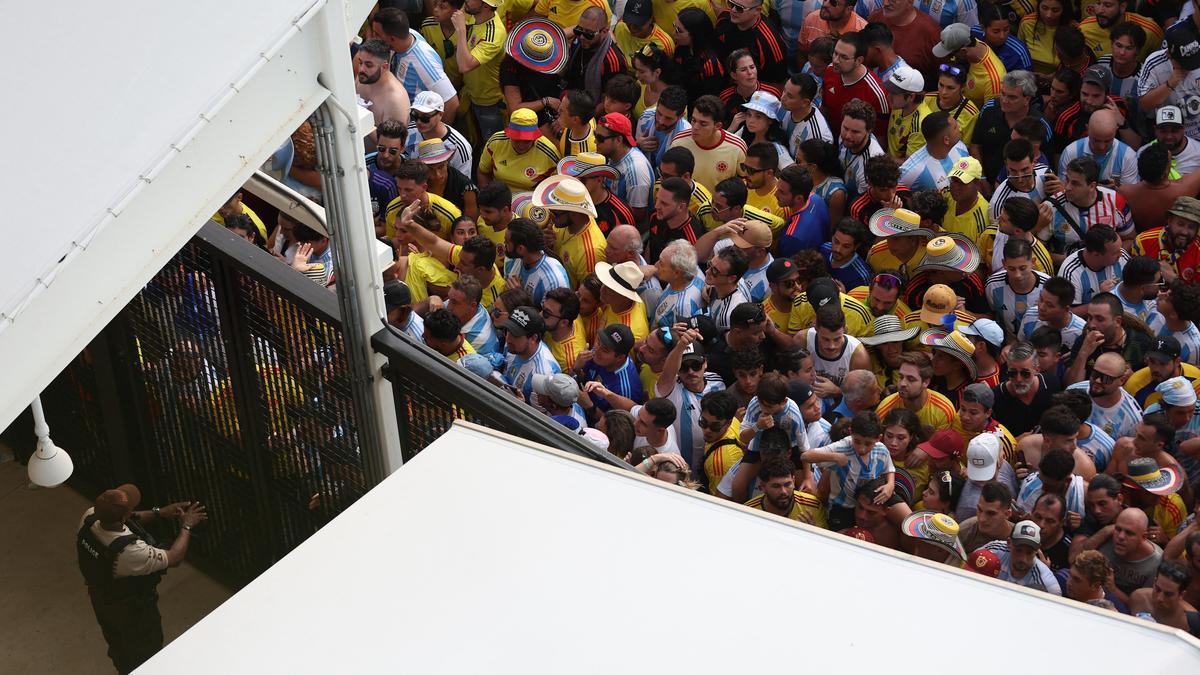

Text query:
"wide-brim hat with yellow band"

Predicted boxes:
[[916, 233, 980, 274], [511, 191, 550, 227], [931, 329, 978, 380], [532, 174, 597, 218], [869, 207, 934, 238], [557, 153, 618, 182], [901, 511, 967, 561], [505, 18, 569, 74], [1125, 457, 1184, 495]]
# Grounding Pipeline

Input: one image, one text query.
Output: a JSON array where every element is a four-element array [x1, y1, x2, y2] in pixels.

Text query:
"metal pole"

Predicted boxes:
[[309, 4, 404, 480]]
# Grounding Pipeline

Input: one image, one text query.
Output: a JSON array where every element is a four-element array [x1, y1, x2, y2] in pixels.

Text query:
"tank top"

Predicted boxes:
[[806, 330, 862, 386]]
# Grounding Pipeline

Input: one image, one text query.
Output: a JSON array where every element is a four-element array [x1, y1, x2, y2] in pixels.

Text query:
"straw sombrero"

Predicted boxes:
[[916, 233, 980, 274], [1125, 457, 1184, 495], [511, 192, 549, 227], [869, 207, 934, 238], [859, 314, 920, 346], [931, 330, 977, 380], [902, 511, 967, 561], [557, 152, 619, 182], [532, 174, 598, 218]]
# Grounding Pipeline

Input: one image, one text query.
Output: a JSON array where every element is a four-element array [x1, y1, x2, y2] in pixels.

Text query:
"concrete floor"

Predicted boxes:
[[0, 460, 231, 674]]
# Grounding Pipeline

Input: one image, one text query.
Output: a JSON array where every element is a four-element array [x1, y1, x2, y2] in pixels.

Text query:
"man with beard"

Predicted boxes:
[[354, 39, 411, 131], [1123, 337, 1200, 408], [451, 0, 507, 141], [876, 351, 957, 434], [699, 389, 743, 495], [402, 91, 472, 176], [1122, 142, 1200, 233], [635, 85, 690, 169], [1050, 66, 1132, 158], [1113, 256, 1166, 333], [371, 8, 460, 122], [821, 32, 890, 139], [1065, 292, 1153, 385], [1129, 562, 1200, 635], [369, 120, 406, 219], [744, 456, 827, 526], [1133, 196, 1200, 285], [1066, 351, 1143, 440], [1031, 492, 1072, 571], [656, 327, 727, 473], [797, 0, 867, 68], [992, 341, 1059, 437], [561, 7, 627, 94], [1140, 106, 1200, 178], [1044, 157, 1133, 262], [1079, 0, 1162, 61], [985, 520, 1063, 594]]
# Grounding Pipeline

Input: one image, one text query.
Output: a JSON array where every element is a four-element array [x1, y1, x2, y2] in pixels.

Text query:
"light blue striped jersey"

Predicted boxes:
[[801, 62, 824, 110], [984, 540, 1062, 593], [874, 54, 909, 85], [1017, 307, 1086, 352], [1112, 283, 1166, 334], [1166, 322, 1200, 366], [661, 372, 726, 472], [1058, 137, 1140, 187], [1058, 248, 1129, 305], [988, 164, 1050, 225], [776, 0, 824, 59], [506, 253, 571, 307], [898, 142, 971, 192], [986, 270, 1050, 335], [402, 311, 425, 341], [1077, 424, 1116, 473], [1067, 380, 1143, 439], [838, 136, 885, 199], [463, 303, 501, 357], [782, 106, 834, 159], [608, 147, 655, 209], [741, 253, 775, 303], [1017, 472, 1086, 515], [742, 398, 811, 454], [389, 32, 455, 102], [504, 341, 561, 400], [636, 107, 690, 170], [652, 275, 706, 328], [1146, 399, 1200, 489], [816, 436, 894, 508], [813, 176, 847, 207]]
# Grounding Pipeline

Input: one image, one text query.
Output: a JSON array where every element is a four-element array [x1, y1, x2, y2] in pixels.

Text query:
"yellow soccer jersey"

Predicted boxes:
[[546, 318, 590, 371], [978, 228, 1054, 275], [762, 294, 792, 330], [462, 15, 506, 106], [866, 239, 926, 278], [667, 129, 746, 193], [787, 291, 872, 337], [419, 18, 461, 87], [1080, 13, 1163, 61], [534, 0, 611, 29], [704, 420, 743, 495], [639, 362, 661, 397], [449, 338, 477, 363], [876, 390, 957, 436], [384, 193, 460, 240], [943, 193, 990, 241], [745, 183, 785, 222], [450, 244, 506, 310], [614, 22, 676, 64], [213, 203, 268, 242], [951, 418, 1018, 466], [406, 251, 457, 303], [479, 133, 561, 192], [887, 106, 926, 160], [963, 48, 1006, 109], [559, 121, 597, 157], [847, 285, 912, 321], [654, 0, 716, 28], [555, 220, 608, 288], [745, 490, 827, 527], [918, 94, 980, 145], [601, 303, 650, 343]]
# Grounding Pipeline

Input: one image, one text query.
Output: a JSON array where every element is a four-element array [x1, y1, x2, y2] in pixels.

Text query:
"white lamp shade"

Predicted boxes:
[[28, 441, 74, 488]]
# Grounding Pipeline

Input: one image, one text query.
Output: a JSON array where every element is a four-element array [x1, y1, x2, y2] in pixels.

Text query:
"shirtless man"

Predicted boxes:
[[355, 39, 411, 140], [1120, 142, 1200, 232], [1128, 561, 1200, 637]]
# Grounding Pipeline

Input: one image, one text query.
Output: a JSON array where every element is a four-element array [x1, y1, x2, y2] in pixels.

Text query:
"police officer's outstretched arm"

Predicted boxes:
[[166, 502, 207, 567]]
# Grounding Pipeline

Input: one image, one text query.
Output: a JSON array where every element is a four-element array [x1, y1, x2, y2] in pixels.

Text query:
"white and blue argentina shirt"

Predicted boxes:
[[1058, 247, 1129, 305], [986, 269, 1050, 335], [899, 142, 970, 193], [504, 341, 561, 403], [1067, 380, 1143, 439], [1058, 137, 1140, 187], [505, 253, 571, 307]]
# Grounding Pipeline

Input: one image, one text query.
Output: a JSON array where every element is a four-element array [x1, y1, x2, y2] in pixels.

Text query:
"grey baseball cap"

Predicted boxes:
[[932, 23, 973, 58], [531, 373, 580, 407]]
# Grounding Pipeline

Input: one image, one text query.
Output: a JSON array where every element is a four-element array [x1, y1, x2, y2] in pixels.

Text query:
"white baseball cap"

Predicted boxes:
[[411, 90, 444, 114], [966, 433, 1000, 481], [1157, 105, 1184, 127], [885, 65, 924, 94]]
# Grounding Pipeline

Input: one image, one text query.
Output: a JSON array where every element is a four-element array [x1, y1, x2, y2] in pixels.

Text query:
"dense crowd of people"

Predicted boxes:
[[229, 0, 1200, 633]]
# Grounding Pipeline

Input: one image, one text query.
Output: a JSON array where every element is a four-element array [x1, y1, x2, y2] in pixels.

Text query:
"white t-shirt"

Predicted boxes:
[[631, 404, 680, 456]]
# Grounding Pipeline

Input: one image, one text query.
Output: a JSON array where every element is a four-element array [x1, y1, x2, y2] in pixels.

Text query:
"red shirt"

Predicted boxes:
[[821, 65, 890, 138], [1134, 227, 1200, 283], [866, 10, 943, 84]]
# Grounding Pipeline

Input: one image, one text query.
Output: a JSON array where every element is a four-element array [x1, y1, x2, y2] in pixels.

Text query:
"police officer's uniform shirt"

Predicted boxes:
[[79, 508, 169, 578]]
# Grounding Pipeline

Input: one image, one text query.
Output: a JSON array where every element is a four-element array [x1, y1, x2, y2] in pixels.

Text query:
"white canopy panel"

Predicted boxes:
[[141, 422, 1200, 674], [0, 0, 373, 429]]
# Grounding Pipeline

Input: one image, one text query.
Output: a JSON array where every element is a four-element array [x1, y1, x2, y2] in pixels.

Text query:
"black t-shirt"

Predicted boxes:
[[1043, 534, 1072, 572], [1065, 327, 1153, 383], [499, 56, 562, 126], [645, 213, 705, 263], [973, 103, 1016, 182], [990, 373, 1061, 437], [438, 168, 477, 214]]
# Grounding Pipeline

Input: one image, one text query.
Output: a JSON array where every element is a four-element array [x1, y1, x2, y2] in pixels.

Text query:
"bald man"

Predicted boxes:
[[1058, 109, 1140, 187], [606, 225, 644, 266], [1097, 508, 1163, 604], [77, 485, 207, 673]]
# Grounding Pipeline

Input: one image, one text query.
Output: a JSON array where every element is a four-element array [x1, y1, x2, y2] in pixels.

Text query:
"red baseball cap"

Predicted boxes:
[[918, 429, 964, 460], [840, 526, 876, 543], [966, 548, 1002, 578], [599, 113, 635, 146]]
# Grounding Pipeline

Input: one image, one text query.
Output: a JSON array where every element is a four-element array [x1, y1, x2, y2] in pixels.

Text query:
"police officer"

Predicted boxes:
[[77, 484, 206, 673]]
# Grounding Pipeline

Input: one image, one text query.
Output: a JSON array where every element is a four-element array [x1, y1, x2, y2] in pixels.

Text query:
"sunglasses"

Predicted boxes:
[[541, 309, 560, 320], [414, 112, 438, 123], [376, 146, 402, 155], [872, 273, 902, 289], [1091, 371, 1120, 385], [740, 163, 766, 175], [775, 277, 799, 288], [573, 26, 597, 39], [595, 132, 620, 142], [679, 361, 705, 372], [1007, 368, 1034, 379], [697, 416, 729, 430], [729, 0, 758, 11], [939, 63, 964, 77]]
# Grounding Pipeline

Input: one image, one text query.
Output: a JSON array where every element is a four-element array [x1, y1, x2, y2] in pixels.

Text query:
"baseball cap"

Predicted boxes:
[[787, 380, 814, 408], [919, 284, 956, 324], [966, 433, 1001, 481], [1148, 335, 1183, 362], [597, 323, 635, 354], [962, 382, 995, 409], [1167, 196, 1200, 225], [917, 429, 964, 460], [622, 0, 653, 25], [966, 548, 1002, 577], [459, 353, 494, 378], [411, 90, 445, 114], [1157, 105, 1184, 127], [806, 278, 840, 310], [679, 341, 707, 363], [1167, 20, 1200, 71], [932, 23, 973, 58], [683, 314, 719, 345], [532, 373, 581, 407], [884, 65, 924, 94], [501, 306, 546, 337], [766, 258, 797, 283], [1010, 520, 1042, 549], [948, 156, 983, 184], [730, 302, 766, 328], [959, 318, 1003, 348], [1082, 65, 1112, 90], [731, 220, 773, 249], [94, 484, 141, 522], [599, 112, 636, 146]]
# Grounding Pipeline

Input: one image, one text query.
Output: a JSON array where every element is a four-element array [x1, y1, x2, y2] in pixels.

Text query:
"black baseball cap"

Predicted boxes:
[[501, 306, 546, 337], [623, 0, 653, 26], [683, 314, 719, 345], [597, 323, 635, 354], [766, 258, 798, 283], [1148, 335, 1182, 362], [383, 280, 412, 311], [730, 302, 766, 328], [680, 341, 707, 363], [806, 277, 840, 309]]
